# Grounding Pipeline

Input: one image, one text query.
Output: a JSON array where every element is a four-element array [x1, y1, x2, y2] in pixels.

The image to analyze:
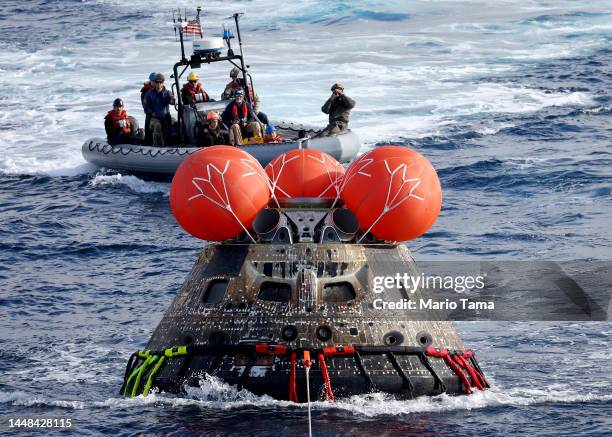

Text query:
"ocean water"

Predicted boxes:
[[1, 0, 611, 435]]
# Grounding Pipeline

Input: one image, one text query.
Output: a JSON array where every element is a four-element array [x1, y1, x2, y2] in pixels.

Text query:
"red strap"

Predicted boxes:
[[317, 353, 335, 401], [255, 344, 288, 356], [322, 346, 355, 356], [453, 354, 485, 391], [444, 354, 473, 394], [425, 346, 448, 358], [289, 351, 298, 402], [459, 349, 489, 388], [461, 349, 474, 359], [426, 347, 473, 394]]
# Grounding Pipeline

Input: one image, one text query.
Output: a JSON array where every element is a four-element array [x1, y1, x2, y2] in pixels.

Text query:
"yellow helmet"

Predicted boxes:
[[187, 71, 199, 81]]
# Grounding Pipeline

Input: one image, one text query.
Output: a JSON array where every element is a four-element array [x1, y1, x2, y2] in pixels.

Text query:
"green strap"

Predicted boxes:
[[143, 356, 166, 396], [131, 355, 158, 398], [122, 346, 188, 397], [124, 358, 150, 396], [165, 346, 188, 357]]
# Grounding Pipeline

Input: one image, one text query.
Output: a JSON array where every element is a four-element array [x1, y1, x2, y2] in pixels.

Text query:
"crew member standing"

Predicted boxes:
[[144, 73, 176, 146], [321, 82, 355, 135], [141, 72, 156, 145]]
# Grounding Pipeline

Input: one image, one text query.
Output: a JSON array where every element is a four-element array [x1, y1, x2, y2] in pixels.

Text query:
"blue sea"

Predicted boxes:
[[1, 0, 611, 435]]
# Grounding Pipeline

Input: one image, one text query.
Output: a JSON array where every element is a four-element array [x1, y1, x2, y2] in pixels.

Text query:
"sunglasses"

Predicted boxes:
[[189, 80, 197, 83], [155, 80, 164, 84]]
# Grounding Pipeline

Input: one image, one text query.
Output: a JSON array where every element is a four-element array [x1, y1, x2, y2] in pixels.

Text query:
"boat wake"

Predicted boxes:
[[89, 173, 170, 196]]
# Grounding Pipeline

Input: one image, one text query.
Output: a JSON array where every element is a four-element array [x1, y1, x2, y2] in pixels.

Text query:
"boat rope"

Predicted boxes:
[[86, 122, 325, 158], [120, 343, 488, 399]]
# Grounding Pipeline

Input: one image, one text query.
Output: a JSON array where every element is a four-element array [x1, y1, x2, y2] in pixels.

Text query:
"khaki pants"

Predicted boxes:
[[150, 116, 172, 146], [321, 121, 347, 136], [229, 122, 263, 145]]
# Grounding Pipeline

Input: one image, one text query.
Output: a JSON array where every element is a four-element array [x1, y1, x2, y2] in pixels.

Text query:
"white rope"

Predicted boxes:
[[305, 366, 312, 437]]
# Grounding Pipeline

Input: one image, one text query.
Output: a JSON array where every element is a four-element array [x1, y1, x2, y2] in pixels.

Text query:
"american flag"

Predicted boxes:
[[183, 19, 202, 37]]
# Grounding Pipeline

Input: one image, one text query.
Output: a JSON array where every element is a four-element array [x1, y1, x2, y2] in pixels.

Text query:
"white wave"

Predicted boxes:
[[475, 123, 516, 136], [90, 173, 170, 195], [3, 378, 611, 415], [0, 390, 86, 410], [347, 84, 592, 144]]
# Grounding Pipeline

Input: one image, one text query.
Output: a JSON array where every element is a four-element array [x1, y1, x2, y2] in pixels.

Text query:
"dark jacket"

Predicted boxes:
[[198, 123, 228, 147], [221, 99, 257, 127], [144, 87, 173, 119], [321, 93, 356, 124]]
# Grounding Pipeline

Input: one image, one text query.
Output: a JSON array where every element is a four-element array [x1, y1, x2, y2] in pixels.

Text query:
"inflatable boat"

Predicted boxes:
[[82, 120, 362, 177], [83, 11, 363, 178]]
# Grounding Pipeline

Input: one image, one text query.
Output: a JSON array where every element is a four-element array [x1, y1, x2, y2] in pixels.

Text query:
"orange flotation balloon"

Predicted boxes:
[[170, 145, 270, 241], [265, 149, 344, 200], [341, 146, 442, 241]]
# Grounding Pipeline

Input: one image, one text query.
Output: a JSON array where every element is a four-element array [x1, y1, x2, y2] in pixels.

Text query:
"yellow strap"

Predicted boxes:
[[164, 346, 188, 357], [143, 356, 166, 396], [130, 355, 158, 398]]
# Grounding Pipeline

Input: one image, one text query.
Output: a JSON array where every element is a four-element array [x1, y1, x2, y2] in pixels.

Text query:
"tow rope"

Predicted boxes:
[[120, 343, 488, 399]]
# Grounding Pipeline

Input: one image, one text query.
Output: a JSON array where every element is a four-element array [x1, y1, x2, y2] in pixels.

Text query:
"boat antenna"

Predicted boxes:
[[172, 10, 177, 41], [223, 23, 235, 56], [232, 12, 253, 106], [196, 6, 203, 38], [175, 8, 187, 62]]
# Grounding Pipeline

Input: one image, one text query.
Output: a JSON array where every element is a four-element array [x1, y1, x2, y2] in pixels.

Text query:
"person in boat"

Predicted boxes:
[[181, 71, 210, 105], [221, 88, 263, 146], [263, 124, 284, 143], [143, 73, 176, 146], [181, 71, 211, 144], [104, 98, 141, 145], [321, 82, 355, 135], [140, 72, 156, 145], [222, 67, 269, 125], [197, 112, 228, 147]]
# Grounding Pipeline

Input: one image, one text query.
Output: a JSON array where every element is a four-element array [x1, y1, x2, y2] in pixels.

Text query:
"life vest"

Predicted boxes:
[[231, 101, 249, 120], [141, 82, 154, 93], [242, 136, 264, 145], [264, 134, 284, 143], [182, 81, 209, 102], [106, 110, 131, 136]]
